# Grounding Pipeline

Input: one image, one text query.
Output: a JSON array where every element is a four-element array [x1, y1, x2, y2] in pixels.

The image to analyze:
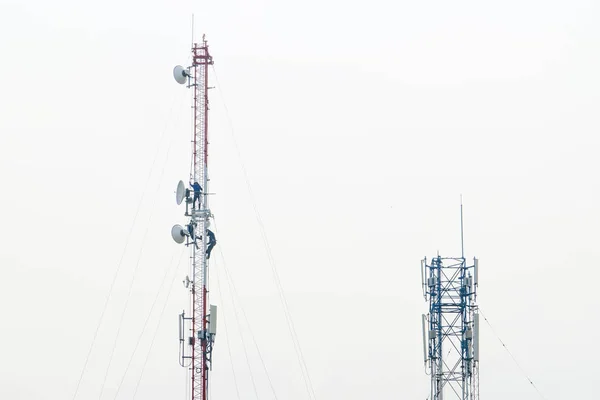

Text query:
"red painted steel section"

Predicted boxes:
[[189, 37, 213, 400]]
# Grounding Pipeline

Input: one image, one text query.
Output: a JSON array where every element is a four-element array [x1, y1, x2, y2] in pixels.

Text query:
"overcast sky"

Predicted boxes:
[[1, 0, 599, 399]]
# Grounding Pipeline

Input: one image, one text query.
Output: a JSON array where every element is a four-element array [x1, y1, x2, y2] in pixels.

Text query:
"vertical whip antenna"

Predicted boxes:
[[460, 195, 465, 259]]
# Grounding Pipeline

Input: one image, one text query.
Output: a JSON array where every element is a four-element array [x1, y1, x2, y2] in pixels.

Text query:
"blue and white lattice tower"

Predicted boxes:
[[421, 207, 480, 400]]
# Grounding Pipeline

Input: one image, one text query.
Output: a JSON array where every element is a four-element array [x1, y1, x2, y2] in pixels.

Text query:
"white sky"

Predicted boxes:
[[1, 0, 599, 399]]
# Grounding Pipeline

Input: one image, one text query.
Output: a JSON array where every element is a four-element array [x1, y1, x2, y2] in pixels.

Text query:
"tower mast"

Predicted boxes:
[[191, 36, 213, 400], [171, 35, 217, 400], [420, 207, 479, 400]]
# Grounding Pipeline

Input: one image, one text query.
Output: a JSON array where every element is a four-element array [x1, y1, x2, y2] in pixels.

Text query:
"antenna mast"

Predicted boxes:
[[171, 36, 217, 400], [420, 206, 479, 400], [460, 195, 464, 259]]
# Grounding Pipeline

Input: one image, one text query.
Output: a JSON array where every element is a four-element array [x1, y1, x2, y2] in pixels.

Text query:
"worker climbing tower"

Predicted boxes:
[[170, 36, 217, 400], [420, 204, 480, 400]]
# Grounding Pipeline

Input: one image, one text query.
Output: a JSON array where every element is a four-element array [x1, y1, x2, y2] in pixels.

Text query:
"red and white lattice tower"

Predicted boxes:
[[172, 35, 216, 400]]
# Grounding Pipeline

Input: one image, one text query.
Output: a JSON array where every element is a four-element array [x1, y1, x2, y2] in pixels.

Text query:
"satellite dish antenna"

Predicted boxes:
[[171, 224, 188, 244], [176, 180, 186, 205], [173, 65, 189, 85]]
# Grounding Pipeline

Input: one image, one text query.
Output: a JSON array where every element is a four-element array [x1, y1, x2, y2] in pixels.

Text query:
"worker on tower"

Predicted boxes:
[[206, 229, 216, 259], [187, 221, 199, 249], [190, 181, 202, 209]]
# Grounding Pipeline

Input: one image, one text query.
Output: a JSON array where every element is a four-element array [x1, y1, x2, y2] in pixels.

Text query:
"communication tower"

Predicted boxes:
[[421, 205, 480, 400], [171, 36, 217, 400]]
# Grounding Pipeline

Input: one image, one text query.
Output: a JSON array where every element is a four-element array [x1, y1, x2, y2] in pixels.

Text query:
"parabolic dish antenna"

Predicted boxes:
[[171, 224, 187, 244], [176, 180, 186, 205], [173, 65, 188, 85]]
